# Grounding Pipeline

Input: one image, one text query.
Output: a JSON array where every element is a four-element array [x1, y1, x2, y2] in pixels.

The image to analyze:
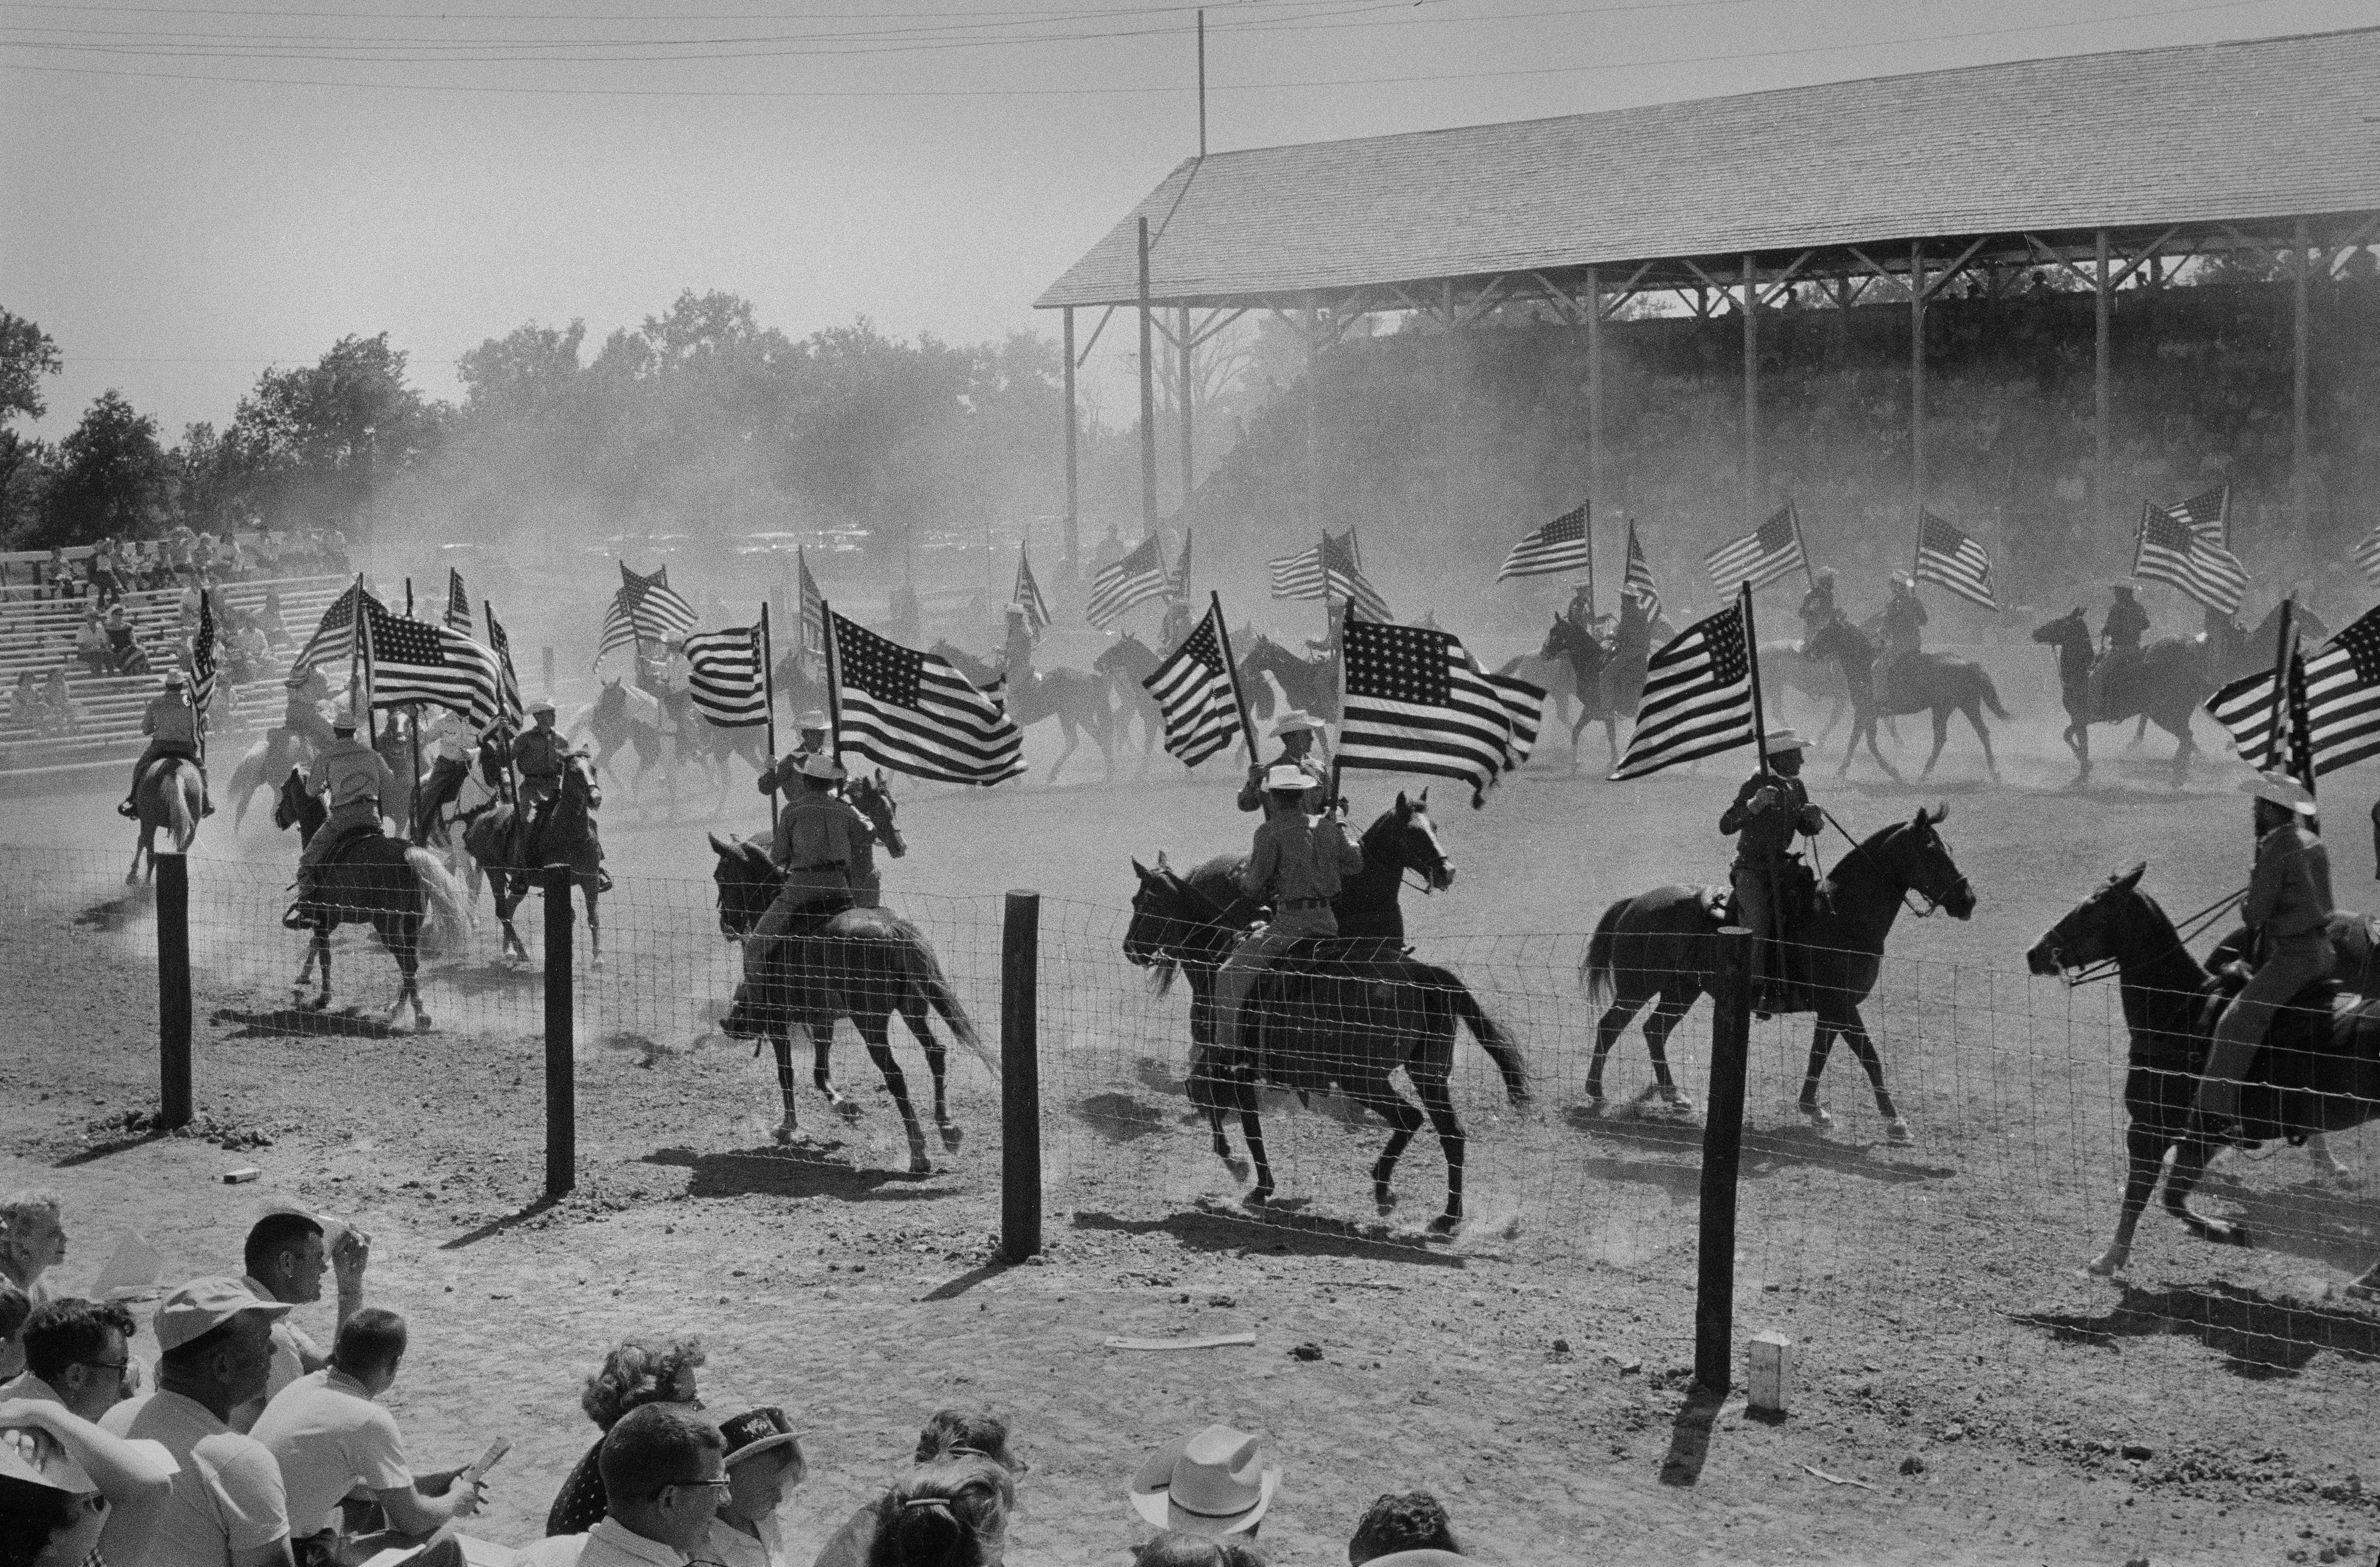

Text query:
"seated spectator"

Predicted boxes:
[[11, 672, 39, 731], [252, 1307, 482, 1563], [76, 613, 112, 675], [38, 669, 76, 738], [100, 1277, 294, 1567], [811, 1407, 1021, 1567], [102, 606, 138, 672], [0, 1192, 67, 1308], [708, 1407, 804, 1567], [861, 1457, 1010, 1567], [260, 593, 292, 650], [1132, 1534, 1269, 1567], [1346, 1491, 1464, 1564], [0, 1284, 25, 1381], [519, 1403, 726, 1567], [1, 1393, 178, 1567], [6, 1298, 138, 1420], [545, 1336, 705, 1536], [1129, 1426, 1276, 1542], [234, 1208, 371, 1430]]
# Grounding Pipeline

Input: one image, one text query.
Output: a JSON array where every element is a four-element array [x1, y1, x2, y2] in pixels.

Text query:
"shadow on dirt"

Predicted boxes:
[[1659, 1383, 1727, 1487], [642, 1145, 952, 1202], [1072, 1206, 1468, 1268], [920, 1260, 1010, 1302], [2189, 1168, 2380, 1275], [73, 894, 147, 931], [430, 961, 540, 996], [439, 1197, 561, 1251], [1564, 1107, 1958, 1186], [2011, 1280, 2380, 1377], [211, 1006, 403, 1040], [1072, 1092, 1171, 1144]]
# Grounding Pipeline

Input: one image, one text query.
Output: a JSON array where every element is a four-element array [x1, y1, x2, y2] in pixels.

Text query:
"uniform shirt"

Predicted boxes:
[[703, 1511, 783, 1567], [144, 696, 200, 747], [770, 793, 870, 900], [1799, 586, 1836, 628], [1235, 750, 1325, 813], [1879, 593, 1927, 655], [514, 727, 569, 780], [250, 1368, 411, 1536], [1242, 812, 1362, 905], [309, 739, 395, 809], [517, 1518, 688, 1567], [1719, 772, 1822, 864], [102, 1390, 290, 1567], [2247, 820, 2335, 942], [2103, 596, 2151, 651]]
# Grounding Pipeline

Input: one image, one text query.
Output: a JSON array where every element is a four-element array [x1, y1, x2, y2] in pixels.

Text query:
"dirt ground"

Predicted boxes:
[[5, 640, 2378, 1566]]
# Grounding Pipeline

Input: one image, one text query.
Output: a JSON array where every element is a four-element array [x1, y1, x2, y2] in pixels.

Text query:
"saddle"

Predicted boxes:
[[317, 819, 388, 866], [2196, 974, 2380, 1138], [1710, 856, 1821, 930], [135, 748, 202, 792]]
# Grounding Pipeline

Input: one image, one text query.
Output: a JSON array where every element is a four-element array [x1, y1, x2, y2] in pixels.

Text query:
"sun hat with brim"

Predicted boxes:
[[796, 754, 847, 782], [1263, 765, 1315, 792], [795, 710, 830, 731], [331, 712, 359, 733], [718, 1407, 804, 1468], [1761, 729, 1806, 757], [1129, 1425, 1278, 1536], [2240, 770, 2316, 814], [152, 1276, 290, 1354], [0, 1427, 97, 1495], [162, 670, 186, 687], [529, 698, 558, 716], [1270, 712, 1324, 738]]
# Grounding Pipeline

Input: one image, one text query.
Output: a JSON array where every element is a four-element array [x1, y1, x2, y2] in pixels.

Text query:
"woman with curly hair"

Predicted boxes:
[[861, 1456, 1010, 1567], [811, 1408, 1023, 1567], [542, 1336, 705, 1536]]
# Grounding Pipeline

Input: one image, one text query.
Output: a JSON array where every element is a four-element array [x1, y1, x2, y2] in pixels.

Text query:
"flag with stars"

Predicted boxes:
[[1497, 504, 1591, 581], [2134, 501, 2248, 615], [1610, 599, 1755, 780], [363, 601, 504, 731], [1623, 518, 1661, 620], [599, 561, 697, 666], [443, 567, 473, 635], [1337, 611, 1541, 807], [482, 602, 526, 736], [1140, 598, 1242, 768], [291, 580, 382, 674], [1085, 534, 1171, 629], [1014, 547, 1053, 635], [2205, 604, 2380, 781], [2169, 484, 2231, 550], [191, 589, 218, 722], [1705, 506, 1805, 594], [828, 611, 1024, 786]]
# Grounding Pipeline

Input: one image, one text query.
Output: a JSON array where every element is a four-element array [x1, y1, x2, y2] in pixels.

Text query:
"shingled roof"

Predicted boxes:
[[1035, 26, 2380, 310]]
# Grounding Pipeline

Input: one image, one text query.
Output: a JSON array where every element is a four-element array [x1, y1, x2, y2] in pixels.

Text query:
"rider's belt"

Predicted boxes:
[[790, 862, 844, 872], [1280, 896, 1331, 909]]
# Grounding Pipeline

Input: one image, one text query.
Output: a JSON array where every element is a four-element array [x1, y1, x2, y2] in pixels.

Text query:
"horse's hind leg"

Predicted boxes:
[[1412, 1070, 1468, 1234], [1798, 1020, 1837, 1127], [388, 928, 432, 1032], [582, 884, 603, 971], [897, 996, 960, 1147], [770, 1032, 800, 1142], [1351, 1077, 1429, 1222], [1639, 990, 1701, 1114], [1586, 994, 1647, 1106], [854, 1012, 932, 1174], [309, 929, 335, 1012], [1047, 716, 1080, 784], [1967, 702, 2000, 782], [1919, 709, 1950, 779]]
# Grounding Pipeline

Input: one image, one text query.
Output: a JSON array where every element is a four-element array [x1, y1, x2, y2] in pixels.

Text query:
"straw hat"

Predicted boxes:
[[1128, 1425, 1278, 1536], [1271, 711, 1324, 737], [1761, 729, 1806, 757], [2239, 770, 2315, 815]]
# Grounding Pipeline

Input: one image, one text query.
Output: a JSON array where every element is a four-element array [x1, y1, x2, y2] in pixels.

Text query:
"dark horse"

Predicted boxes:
[[1122, 792, 1530, 1233], [2026, 865, 2380, 1293], [936, 611, 1114, 782], [1803, 616, 2010, 782], [2031, 609, 2211, 786], [1583, 806, 1976, 1140], [1093, 632, 1168, 771], [709, 833, 984, 1171], [1529, 616, 1621, 766], [460, 750, 608, 966], [271, 768, 470, 1027], [1236, 636, 1338, 724]]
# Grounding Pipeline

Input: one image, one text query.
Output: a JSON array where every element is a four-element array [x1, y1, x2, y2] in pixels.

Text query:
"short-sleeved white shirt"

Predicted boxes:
[[705, 1511, 783, 1567], [101, 1389, 289, 1567], [250, 1368, 412, 1536]]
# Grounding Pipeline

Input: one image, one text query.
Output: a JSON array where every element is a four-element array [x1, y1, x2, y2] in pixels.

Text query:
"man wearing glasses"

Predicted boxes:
[[518, 1403, 729, 1567], [4, 1297, 139, 1421]]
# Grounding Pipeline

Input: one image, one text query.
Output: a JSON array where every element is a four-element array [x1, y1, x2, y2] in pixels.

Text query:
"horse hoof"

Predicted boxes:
[[414, 1015, 434, 1033], [589, 956, 606, 972], [938, 1123, 964, 1152], [1223, 1158, 1252, 1184], [772, 1121, 798, 1144], [833, 1099, 863, 1124], [907, 1154, 933, 1176], [1885, 1118, 1913, 1147], [1244, 1188, 1273, 1210], [1426, 1214, 1461, 1237], [1800, 1103, 1833, 1130], [2086, 1247, 2128, 1278]]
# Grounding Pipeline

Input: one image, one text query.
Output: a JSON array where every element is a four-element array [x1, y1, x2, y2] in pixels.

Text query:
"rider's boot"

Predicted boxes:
[[283, 871, 314, 930]]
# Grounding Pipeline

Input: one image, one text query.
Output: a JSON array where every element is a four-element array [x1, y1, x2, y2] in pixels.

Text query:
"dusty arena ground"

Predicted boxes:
[[5, 640, 2379, 1565]]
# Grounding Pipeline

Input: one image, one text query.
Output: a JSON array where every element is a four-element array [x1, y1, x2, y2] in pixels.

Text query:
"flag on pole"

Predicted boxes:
[[1497, 504, 1591, 581], [1610, 599, 1756, 780], [1140, 599, 1242, 768], [1014, 548, 1053, 634], [599, 561, 697, 665], [2352, 522, 2380, 586], [1704, 506, 1805, 594], [2205, 605, 2380, 781], [1318, 529, 1390, 620], [292, 580, 382, 673], [1268, 541, 1322, 599], [362, 601, 504, 731], [483, 602, 525, 735], [796, 549, 826, 656], [1913, 510, 1999, 610], [1622, 519, 1661, 620], [1483, 667, 1547, 771], [2134, 502, 2248, 615], [1337, 613, 1543, 807], [2168, 484, 2231, 550], [443, 568, 472, 634], [829, 611, 1024, 786], [191, 589, 218, 720], [1086, 534, 1171, 628], [1171, 528, 1194, 600], [683, 625, 769, 728]]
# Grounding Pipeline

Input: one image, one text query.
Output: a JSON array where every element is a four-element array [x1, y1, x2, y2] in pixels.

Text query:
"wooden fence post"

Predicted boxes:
[[1000, 890, 1043, 1262], [1694, 925, 1756, 1396], [155, 853, 192, 1131], [543, 865, 576, 1198]]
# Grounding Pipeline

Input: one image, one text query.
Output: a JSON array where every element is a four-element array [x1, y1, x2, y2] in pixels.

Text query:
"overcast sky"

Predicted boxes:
[[4, 0, 2370, 440]]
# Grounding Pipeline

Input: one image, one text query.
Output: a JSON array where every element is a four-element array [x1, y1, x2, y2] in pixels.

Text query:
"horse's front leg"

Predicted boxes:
[[1047, 715, 1079, 784], [1830, 1004, 1908, 1142], [813, 1016, 855, 1119], [125, 826, 147, 886], [1919, 708, 1951, 779], [1234, 1064, 1273, 1206], [310, 928, 335, 1011], [1413, 1071, 1467, 1235], [1968, 702, 2001, 782], [770, 1031, 800, 1143], [2162, 1134, 2249, 1247], [900, 998, 959, 1148], [2090, 1116, 2170, 1276], [1353, 1078, 1427, 1222], [389, 930, 432, 1033], [855, 1013, 931, 1174], [1864, 713, 1903, 782], [1798, 1019, 1837, 1128], [582, 883, 602, 971]]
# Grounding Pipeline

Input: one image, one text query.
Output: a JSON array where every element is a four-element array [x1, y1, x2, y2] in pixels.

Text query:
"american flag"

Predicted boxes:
[[1497, 504, 1591, 581], [1610, 598, 1755, 780], [292, 580, 383, 673], [1269, 541, 1322, 599], [599, 561, 697, 664], [1014, 548, 1053, 634], [1705, 506, 1806, 594], [1171, 528, 1193, 601], [1317, 529, 1390, 620], [1086, 534, 1170, 628], [1623, 518, 1661, 619], [2134, 502, 2248, 615], [829, 611, 1024, 786], [364, 601, 503, 731], [797, 548, 827, 656], [1338, 614, 1544, 807], [482, 602, 526, 735], [443, 568, 472, 635], [1913, 510, 1998, 611], [2352, 522, 2380, 586], [683, 624, 769, 728], [191, 589, 218, 721], [1140, 599, 1242, 768], [2205, 604, 2380, 782], [2169, 484, 2230, 550]]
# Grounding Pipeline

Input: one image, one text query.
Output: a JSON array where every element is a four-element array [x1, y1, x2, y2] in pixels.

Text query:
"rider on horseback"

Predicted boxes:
[[2088, 583, 2152, 719], [749, 753, 871, 947], [1872, 572, 1926, 711], [755, 710, 834, 796], [1237, 712, 1327, 815], [1721, 730, 1824, 1017], [288, 709, 394, 926], [514, 699, 567, 808], [1799, 567, 1838, 646], [1213, 766, 1364, 1050], [2195, 771, 2336, 1143], [119, 669, 212, 819]]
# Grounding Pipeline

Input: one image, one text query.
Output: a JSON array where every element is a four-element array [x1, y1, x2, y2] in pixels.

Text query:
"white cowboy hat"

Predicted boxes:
[[795, 709, 829, 731], [1271, 711, 1324, 737], [2239, 770, 2316, 814], [1128, 1425, 1278, 1536], [529, 697, 557, 715], [1263, 764, 1314, 792], [1761, 729, 1806, 757], [796, 753, 847, 782], [162, 669, 186, 687]]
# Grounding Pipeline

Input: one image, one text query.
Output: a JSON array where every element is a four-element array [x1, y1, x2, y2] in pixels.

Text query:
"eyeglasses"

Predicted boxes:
[[77, 1360, 131, 1377], [656, 1478, 732, 1501]]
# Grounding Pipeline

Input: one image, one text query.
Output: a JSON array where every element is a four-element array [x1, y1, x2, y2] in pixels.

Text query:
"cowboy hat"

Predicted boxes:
[[162, 669, 186, 687], [1890, 569, 1915, 589], [331, 709, 360, 732], [1761, 729, 1806, 757], [528, 697, 557, 716], [717, 1407, 805, 1470], [1263, 764, 1314, 792], [796, 753, 847, 782], [2240, 770, 2316, 814], [1129, 1425, 1278, 1535], [152, 1276, 292, 1354], [795, 709, 829, 731], [1271, 711, 1324, 737]]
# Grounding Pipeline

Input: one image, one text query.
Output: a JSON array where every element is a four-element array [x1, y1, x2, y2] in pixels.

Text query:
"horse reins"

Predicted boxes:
[[2055, 887, 2247, 989], [1817, 806, 1969, 919]]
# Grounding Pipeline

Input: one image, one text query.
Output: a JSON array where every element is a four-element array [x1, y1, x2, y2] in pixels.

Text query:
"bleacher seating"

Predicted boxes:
[[0, 575, 348, 774]]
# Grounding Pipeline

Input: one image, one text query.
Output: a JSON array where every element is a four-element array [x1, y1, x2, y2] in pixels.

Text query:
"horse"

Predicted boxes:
[[270, 768, 471, 1027], [1582, 805, 1975, 1140], [412, 740, 505, 899], [1803, 617, 2009, 782], [2026, 864, 2380, 1294], [2031, 610, 2210, 786], [1093, 633, 1168, 771], [1532, 616, 1621, 766], [1236, 636, 1338, 724], [225, 728, 315, 832], [459, 750, 608, 967], [1759, 640, 1851, 747], [677, 700, 771, 812], [127, 755, 205, 883], [573, 678, 672, 800], [708, 834, 984, 1170], [936, 615, 1115, 782], [1122, 792, 1530, 1233]]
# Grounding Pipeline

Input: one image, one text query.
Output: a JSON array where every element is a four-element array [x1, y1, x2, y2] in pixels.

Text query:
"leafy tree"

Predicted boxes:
[[0, 310, 63, 542], [226, 333, 443, 539], [39, 390, 168, 545]]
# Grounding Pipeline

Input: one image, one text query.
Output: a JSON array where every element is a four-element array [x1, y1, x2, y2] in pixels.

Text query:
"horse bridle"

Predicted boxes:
[[2040, 886, 2246, 989], [1819, 807, 1967, 919]]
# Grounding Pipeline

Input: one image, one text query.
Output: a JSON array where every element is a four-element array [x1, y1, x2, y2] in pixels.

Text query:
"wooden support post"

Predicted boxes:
[[1138, 217, 1159, 540], [1910, 240, 1927, 523], [2094, 230, 2111, 538], [1304, 294, 1321, 532], [2293, 217, 2311, 539], [1178, 304, 1196, 513], [1694, 924, 1756, 1396], [543, 864, 576, 1198], [541, 645, 555, 698], [1585, 265, 1604, 525], [1062, 307, 1080, 577], [155, 852, 192, 1131], [1000, 889, 1044, 1261], [1743, 253, 1761, 525]]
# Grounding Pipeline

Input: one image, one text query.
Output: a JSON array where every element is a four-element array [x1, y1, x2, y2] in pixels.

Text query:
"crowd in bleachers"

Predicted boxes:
[[2, 526, 351, 608], [0, 1192, 1472, 1567]]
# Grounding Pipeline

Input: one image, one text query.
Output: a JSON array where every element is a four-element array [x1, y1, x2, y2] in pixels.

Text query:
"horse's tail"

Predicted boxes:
[[1977, 668, 2011, 719], [1440, 974, 1530, 1103], [1582, 898, 1630, 1007], [407, 848, 474, 953], [908, 937, 999, 1083], [165, 761, 197, 849]]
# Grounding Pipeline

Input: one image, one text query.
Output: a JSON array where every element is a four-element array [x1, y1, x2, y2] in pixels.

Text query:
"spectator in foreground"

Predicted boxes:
[[544, 1336, 706, 1536], [100, 1277, 295, 1567], [811, 1407, 1023, 1567], [1346, 1490, 1464, 1564], [1132, 1533, 1270, 1566], [1129, 1426, 1277, 1542], [0, 1284, 25, 1380], [519, 1403, 727, 1567], [6, 1298, 138, 1421], [861, 1457, 1011, 1567], [251, 1307, 483, 1563], [0, 1393, 178, 1567], [234, 1209, 370, 1428], [708, 1406, 806, 1567], [0, 1192, 67, 1308]]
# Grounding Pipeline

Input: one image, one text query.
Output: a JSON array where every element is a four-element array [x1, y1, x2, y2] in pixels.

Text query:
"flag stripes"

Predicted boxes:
[[1171, 529, 1194, 601], [830, 612, 1024, 786], [292, 581, 381, 673], [1705, 506, 1805, 593], [191, 589, 218, 720], [1141, 600, 1241, 768], [684, 625, 769, 728], [1483, 669, 1547, 770], [1086, 535, 1171, 628], [1319, 529, 1390, 620], [1268, 542, 1322, 599], [1913, 510, 1998, 610], [2205, 605, 2380, 780], [2353, 523, 2380, 586], [2134, 502, 2248, 615], [1497, 505, 1590, 581], [1337, 616, 1538, 807], [1623, 519, 1661, 620], [443, 568, 472, 634], [1014, 549, 1053, 634], [600, 562, 698, 664], [1610, 600, 1755, 780], [364, 602, 504, 731], [797, 550, 827, 656], [483, 603, 526, 735], [2169, 484, 2230, 549]]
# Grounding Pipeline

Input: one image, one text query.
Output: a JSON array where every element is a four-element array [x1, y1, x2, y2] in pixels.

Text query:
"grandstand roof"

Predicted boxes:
[[1036, 26, 2380, 311]]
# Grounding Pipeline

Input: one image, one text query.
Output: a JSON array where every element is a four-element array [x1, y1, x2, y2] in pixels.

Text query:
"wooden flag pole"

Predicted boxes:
[[2265, 593, 2298, 778], [1584, 500, 1596, 618], [484, 598, 519, 806], [1742, 581, 1770, 778], [1326, 599, 1348, 811], [820, 598, 844, 764], [1792, 503, 1817, 594], [1204, 590, 1259, 762], [759, 600, 780, 822], [345, 573, 364, 728]]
